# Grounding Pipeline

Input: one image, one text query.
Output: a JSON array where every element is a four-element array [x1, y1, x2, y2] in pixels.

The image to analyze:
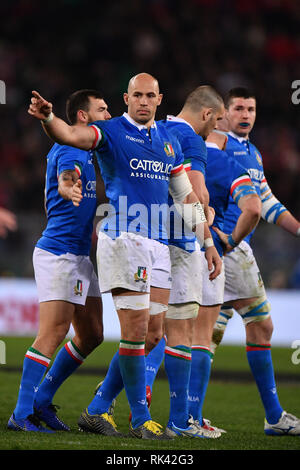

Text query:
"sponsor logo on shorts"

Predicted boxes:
[[134, 266, 148, 283], [74, 279, 83, 296]]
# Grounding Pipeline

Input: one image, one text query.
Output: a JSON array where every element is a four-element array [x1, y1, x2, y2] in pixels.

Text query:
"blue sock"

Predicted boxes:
[[164, 345, 192, 429], [14, 347, 51, 420], [118, 340, 151, 428], [188, 346, 212, 424], [246, 343, 283, 424], [145, 336, 166, 391], [88, 350, 124, 415], [35, 340, 85, 408]]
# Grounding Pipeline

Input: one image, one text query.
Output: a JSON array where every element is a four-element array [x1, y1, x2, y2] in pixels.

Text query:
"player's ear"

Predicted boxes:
[[157, 93, 163, 106], [203, 108, 213, 122], [123, 92, 129, 106], [77, 109, 88, 124]]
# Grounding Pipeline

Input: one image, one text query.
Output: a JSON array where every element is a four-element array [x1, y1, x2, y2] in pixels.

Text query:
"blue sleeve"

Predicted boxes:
[[173, 125, 207, 174], [230, 157, 251, 180], [57, 146, 88, 175], [170, 135, 184, 168]]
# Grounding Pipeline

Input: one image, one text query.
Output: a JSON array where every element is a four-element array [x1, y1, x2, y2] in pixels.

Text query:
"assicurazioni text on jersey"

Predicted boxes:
[[90, 113, 184, 243]]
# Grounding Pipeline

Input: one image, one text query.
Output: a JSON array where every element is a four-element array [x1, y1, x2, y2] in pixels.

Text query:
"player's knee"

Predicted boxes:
[[211, 306, 234, 352], [113, 293, 150, 340], [146, 330, 163, 354], [87, 330, 104, 350], [237, 296, 271, 327], [213, 306, 234, 335], [165, 302, 199, 321]]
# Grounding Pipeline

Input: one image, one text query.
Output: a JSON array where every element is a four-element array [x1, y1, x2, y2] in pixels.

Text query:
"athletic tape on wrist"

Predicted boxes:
[[41, 112, 54, 124], [227, 233, 238, 248], [204, 238, 214, 249]]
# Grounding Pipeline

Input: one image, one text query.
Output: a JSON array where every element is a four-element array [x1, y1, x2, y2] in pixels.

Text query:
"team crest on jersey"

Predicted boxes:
[[134, 266, 148, 283], [164, 142, 175, 157], [74, 279, 83, 296], [255, 151, 262, 166]]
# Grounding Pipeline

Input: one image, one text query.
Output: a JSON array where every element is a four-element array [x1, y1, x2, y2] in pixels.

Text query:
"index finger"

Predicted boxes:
[[32, 90, 43, 100]]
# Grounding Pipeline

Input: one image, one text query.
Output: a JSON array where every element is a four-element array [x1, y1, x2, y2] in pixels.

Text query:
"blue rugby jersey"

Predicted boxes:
[[36, 144, 97, 256], [163, 116, 207, 252], [223, 132, 264, 244], [90, 113, 184, 243], [205, 143, 253, 256]]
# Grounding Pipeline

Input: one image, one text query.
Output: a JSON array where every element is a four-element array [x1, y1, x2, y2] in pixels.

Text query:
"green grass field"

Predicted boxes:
[[0, 337, 300, 452]]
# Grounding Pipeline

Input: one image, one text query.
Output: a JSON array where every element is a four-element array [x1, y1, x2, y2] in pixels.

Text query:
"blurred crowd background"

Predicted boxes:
[[0, 0, 300, 288]]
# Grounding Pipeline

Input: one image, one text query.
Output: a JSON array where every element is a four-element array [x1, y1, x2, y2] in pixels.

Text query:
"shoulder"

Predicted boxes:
[[90, 117, 122, 134]]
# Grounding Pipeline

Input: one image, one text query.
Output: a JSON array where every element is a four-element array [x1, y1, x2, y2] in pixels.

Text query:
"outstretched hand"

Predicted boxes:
[[28, 90, 53, 121]]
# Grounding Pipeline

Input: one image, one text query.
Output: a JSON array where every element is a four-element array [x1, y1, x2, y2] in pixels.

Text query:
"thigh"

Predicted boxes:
[[223, 241, 266, 303], [33, 300, 75, 356], [193, 305, 221, 346], [73, 296, 103, 339], [33, 247, 96, 306], [97, 232, 153, 293], [168, 245, 203, 305], [150, 242, 172, 291], [150, 286, 170, 306], [201, 251, 225, 306]]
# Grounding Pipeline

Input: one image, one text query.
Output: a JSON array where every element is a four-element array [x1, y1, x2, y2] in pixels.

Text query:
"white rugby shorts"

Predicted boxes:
[[168, 243, 203, 305], [223, 240, 266, 303], [96, 232, 171, 293], [33, 247, 100, 305], [200, 250, 225, 306]]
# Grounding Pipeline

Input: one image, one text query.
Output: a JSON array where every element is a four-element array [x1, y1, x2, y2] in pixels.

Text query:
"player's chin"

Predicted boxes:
[[136, 111, 151, 122]]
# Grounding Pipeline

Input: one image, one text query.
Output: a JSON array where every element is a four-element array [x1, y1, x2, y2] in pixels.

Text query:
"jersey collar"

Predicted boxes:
[[228, 131, 249, 144], [123, 112, 157, 130], [166, 115, 196, 133], [205, 142, 219, 149]]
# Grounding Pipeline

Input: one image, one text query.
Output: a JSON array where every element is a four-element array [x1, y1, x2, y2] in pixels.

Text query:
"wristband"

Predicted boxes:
[[227, 233, 238, 248], [204, 238, 214, 249], [41, 112, 54, 124], [297, 227, 300, 237]]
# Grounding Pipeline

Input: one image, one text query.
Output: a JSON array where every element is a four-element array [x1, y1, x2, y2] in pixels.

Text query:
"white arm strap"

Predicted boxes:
[[169, 170, 193, 202]]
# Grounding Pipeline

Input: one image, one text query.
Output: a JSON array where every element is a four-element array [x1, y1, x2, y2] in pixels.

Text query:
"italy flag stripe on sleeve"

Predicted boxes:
[[119, 340, 145, 356], [170, 163, 184, 175], [183, 159, 192, 171], [74, 163, 82, 177], [230, 174, 252, 195], [90, 125, 104, 150]]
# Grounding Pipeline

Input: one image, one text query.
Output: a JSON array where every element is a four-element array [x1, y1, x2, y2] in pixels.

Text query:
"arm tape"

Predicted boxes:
[[169, 170, 193, 202], [261, 194, 288, 224], [232, 185, 257, 205], [174, 201, 207, 231]]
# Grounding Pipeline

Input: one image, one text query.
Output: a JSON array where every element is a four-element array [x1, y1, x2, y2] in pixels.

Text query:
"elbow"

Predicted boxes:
[[249, 203, 262, 224], [243, 198, 262, 224]]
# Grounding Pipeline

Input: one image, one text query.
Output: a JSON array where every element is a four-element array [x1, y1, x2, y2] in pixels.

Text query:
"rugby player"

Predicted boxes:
[[27, 73, 220, 439], [212, 87, 300, 436], [8, 90, 111, 432]]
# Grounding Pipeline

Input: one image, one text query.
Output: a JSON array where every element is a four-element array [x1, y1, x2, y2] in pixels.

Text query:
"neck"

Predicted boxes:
[[176, 111, 198, 133], [230, 130, 250, 140], [128, 112, 154, 129]]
